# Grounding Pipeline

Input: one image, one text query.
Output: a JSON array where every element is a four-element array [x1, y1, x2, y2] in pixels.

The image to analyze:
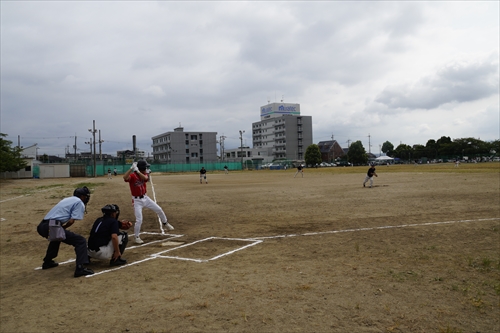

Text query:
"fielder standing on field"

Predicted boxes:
[[363, 163, 378, 188], [123, 160, 174, 244], [200, 167, 208, 184], [294, 165, 304, 178]]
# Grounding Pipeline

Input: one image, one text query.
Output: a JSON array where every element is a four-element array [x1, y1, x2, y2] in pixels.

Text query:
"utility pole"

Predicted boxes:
[[220, 135, 226, 161], [73, 135, 77, 161], [368, 133, 372, 154], [239, 130, 245, 169], [98, 130, 104, 160], [88, 120, 97, 177], [85, 138, 93, 155], [331, 134, 335, 162]]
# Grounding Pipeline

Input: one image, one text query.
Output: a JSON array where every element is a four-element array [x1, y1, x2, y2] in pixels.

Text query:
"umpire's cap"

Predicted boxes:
[[73, 186, 90, 204], [137, 160, 150, 171]]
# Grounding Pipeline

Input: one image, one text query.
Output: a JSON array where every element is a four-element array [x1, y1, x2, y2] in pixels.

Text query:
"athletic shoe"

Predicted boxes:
[[110, 257, 127, 266], [74, 266, 94, 278], [163, 222, 174, 231], [134, 237, 144, 244], [363, 183, 365, 187], [42, 260, 59, 270]]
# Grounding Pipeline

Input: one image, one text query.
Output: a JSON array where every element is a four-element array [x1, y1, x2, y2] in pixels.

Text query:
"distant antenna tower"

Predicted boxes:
[[267, 97, 270, 104], [281, 95, 284, 102]]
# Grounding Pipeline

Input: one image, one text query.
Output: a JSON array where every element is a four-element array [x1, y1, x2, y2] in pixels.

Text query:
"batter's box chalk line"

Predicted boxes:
[[153, 237, 263, 263], [88, 237, 262, 278], [32, 217, 499, 277]]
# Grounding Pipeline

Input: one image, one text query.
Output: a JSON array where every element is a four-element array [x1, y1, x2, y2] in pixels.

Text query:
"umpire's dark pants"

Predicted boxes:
[[37, 220, 89, 266]]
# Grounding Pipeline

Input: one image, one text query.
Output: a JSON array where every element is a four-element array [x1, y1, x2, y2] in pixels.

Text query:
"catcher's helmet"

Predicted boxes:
[[137, 160, 150, 171], [73, 186, 90, 204], [101, 204, 120, 214]]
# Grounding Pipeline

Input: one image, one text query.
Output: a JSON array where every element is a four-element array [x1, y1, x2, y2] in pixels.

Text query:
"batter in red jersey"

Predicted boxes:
[[123, 160, 174, 244]]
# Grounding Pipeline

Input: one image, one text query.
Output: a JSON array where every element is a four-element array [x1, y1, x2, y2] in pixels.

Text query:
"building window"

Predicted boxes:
[[191, 135, 198, 140]]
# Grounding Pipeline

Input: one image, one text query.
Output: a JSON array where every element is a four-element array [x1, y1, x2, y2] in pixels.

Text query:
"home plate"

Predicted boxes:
[[161, 241, 185, 246]]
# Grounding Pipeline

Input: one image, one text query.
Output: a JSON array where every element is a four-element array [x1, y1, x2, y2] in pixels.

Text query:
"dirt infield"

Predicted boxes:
[[1, 164, 499, 333]]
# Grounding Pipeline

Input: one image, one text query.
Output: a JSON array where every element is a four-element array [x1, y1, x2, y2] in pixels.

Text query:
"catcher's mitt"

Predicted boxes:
[[119, 220, 132, 230]]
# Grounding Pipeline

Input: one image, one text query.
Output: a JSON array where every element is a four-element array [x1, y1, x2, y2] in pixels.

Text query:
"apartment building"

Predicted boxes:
[[151, 127, 217, 163]]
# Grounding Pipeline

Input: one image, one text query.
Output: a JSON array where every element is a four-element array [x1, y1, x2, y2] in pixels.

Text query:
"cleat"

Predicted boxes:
[[74, 266, 94, 278], [42, 260, 59, 270], [163, 222, 174, 231], [110, 257, 127, 266], [134, 237, 144, 244]]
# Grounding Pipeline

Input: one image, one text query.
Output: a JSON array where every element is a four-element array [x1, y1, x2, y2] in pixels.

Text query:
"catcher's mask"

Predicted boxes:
[[137, 160, 150, 172], [73, 186, 90, 205], [101, 204, 120, 219]]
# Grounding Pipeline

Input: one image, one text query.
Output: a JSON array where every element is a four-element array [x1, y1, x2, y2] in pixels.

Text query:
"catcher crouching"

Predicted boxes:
[[88, 204, 132, 266]]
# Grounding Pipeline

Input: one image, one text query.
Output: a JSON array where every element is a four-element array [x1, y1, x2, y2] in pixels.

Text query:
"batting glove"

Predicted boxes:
[[130, 162, 137, 171]]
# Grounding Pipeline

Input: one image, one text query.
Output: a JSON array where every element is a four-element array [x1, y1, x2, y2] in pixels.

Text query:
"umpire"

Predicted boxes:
[[36, 187, 94, 277]]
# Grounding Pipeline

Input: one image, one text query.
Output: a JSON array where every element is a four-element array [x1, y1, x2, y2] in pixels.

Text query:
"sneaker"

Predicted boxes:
[[110, 257, 127, 266], [163, 222, 174, 231], [135, 237, 144, 244], [74, 266, 94, 278], [42, 260, 59, 270], [363, 183, 365, 187]]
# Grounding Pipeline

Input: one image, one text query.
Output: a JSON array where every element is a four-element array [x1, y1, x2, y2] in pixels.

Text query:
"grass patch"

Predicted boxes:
[[74, 182, 105, 192]]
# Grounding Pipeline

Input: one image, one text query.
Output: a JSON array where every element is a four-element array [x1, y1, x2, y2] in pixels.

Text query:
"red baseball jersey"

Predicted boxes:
[[125, 172, 148, 197]]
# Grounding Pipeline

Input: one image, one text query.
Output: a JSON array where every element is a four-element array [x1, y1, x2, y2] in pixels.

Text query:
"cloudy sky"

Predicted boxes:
[[1, 1, 498, 157]]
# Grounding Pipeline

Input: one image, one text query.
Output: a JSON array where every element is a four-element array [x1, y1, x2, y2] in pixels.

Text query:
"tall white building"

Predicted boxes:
[[252, 103, 313, 161]]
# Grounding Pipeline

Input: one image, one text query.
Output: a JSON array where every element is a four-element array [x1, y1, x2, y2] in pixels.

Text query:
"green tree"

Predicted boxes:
[[394, 144, 413, 162], [305, 144, 322, 166], [412, 144, 426, 159], [489, 139, 500, 155], [381, 141, 394, 156], [347, 141, 368, 165], [0, 133, 28, 173], [425, 139, 437, 159]]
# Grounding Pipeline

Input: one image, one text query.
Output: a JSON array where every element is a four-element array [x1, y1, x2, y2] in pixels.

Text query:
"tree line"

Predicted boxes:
[[305, 136, 499, 166]]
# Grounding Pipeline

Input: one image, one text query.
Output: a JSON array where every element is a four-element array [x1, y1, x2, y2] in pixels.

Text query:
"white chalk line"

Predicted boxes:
[[153, 237, 263, 262], [34, 233, 181, 271], [83, 217, 499, 278], [148, 173, 167, 235], [35, 217, 500, 273], [249, 217, 500, 240]]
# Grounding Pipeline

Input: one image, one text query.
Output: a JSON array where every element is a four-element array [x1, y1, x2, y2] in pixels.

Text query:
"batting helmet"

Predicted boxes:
[[137, 160, 150, 171], [73, 186, 90, 204]]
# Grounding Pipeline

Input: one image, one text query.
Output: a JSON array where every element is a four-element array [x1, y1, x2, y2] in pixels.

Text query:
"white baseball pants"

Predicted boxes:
[[133, 195, 168, 237]]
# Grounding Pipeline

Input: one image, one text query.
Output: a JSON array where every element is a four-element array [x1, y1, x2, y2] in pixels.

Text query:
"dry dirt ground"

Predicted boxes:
[[1, 163, 499, 333]]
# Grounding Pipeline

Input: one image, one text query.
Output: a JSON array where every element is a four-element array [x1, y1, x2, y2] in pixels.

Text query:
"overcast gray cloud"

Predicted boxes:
[[1, 1, 498, 156], [375, 55, 499, 110]]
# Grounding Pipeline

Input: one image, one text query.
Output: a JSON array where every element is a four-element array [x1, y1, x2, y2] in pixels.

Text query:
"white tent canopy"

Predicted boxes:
[[375, 155, 394, 160]]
